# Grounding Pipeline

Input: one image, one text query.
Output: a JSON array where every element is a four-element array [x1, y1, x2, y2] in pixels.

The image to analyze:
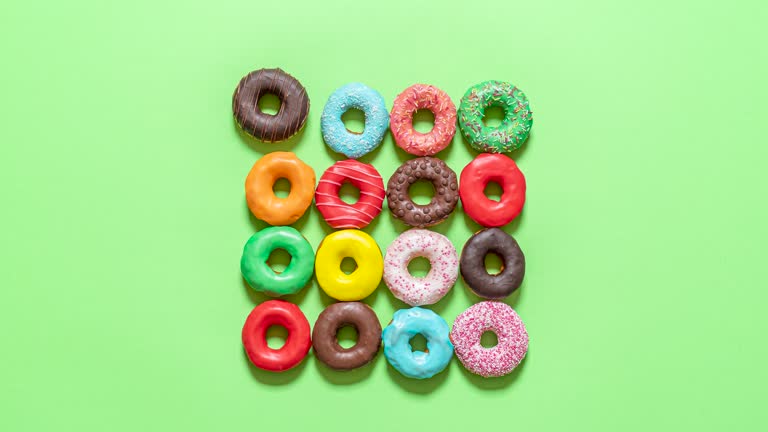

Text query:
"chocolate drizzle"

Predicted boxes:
[[232, 68, 309, 142]]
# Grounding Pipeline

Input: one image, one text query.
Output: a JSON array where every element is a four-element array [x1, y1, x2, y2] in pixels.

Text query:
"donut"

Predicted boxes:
[[321, 83, 389, 159], [458, 81, 533, 153], [450, 301, 528, 377], [383, 229, 458, 306], [382, 307, 454, 379], [390, 84, 457, 156], [459, 153, 526, 227], [232, 68, 309, 142], [460, 228, 525, 299], [386, 157, 458, 228], [245, 152, 315, 226], [240, 226, 314, 296], [314, 229, 383, 301], [312, 302, 382, 370], [315, 160, 385, 229], [241, 300, 312, 372]]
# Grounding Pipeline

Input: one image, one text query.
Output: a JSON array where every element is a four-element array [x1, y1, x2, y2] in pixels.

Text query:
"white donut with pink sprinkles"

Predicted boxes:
[[383, 229, 458, 306], [450, 301, 529, 377]]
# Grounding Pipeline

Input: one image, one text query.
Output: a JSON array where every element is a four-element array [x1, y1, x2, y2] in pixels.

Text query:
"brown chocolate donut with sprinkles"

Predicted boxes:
[[386, 157, 458, 228], [232, 68, 309, 142], [315, 160, 385, 229]]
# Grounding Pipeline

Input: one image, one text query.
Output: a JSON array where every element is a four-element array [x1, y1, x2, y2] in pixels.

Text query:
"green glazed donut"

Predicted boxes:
[[458, 81, 533, 153], [240, 226, 314, 296]]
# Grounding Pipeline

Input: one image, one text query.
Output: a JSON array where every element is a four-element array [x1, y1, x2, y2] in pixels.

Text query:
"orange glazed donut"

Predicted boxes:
[[245, 152, 315, 225]]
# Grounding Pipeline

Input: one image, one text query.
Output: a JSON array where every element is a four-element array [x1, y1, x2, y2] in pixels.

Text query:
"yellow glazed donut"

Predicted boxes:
[[315, 230, 383, 301]]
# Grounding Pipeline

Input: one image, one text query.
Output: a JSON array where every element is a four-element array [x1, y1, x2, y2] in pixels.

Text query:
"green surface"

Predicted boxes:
[[1, 1, 767, 431]]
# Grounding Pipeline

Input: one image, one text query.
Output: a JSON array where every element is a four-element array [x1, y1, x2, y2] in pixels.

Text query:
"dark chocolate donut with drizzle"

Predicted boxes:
[[386, 157, 458, 228], [460, 228, 525, 299], [312, 302, 382, 370], [232, 68, 309, 142]]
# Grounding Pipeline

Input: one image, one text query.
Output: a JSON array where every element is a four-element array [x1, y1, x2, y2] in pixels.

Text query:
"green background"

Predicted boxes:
[[2, 0, 767, 430]]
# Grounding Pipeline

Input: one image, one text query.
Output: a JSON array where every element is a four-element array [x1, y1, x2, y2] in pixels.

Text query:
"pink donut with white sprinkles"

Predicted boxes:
[[383, 229, 458, 306], [390, 84, 457, 156], [450, 301, 529, 377]]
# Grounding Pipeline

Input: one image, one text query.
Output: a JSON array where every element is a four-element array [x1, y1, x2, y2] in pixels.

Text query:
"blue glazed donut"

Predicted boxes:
[[321, 83, 389, 159], [382, 307, 454, 379]]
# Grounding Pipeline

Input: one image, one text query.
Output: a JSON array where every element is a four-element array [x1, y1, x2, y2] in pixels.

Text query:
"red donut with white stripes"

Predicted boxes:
[[315, 160, 385, 229]]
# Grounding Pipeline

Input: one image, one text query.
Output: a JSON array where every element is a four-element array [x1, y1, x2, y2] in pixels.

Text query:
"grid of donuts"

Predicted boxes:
[[235, 68, 533, 379]]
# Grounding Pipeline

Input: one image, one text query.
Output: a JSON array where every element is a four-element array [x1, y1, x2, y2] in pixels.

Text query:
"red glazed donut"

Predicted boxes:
[[459, 153, 526, 227], [390, 84, 457, 156], [315, 159, 385, 229], [241, 300, 311, 372]]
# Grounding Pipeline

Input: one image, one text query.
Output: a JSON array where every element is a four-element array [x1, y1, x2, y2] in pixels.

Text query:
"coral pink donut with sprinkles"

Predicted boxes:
[[390, 84, 457, 156], [450, 301, 529, 377], [315, 159, 385, 229], [383, 229, 458, 306]]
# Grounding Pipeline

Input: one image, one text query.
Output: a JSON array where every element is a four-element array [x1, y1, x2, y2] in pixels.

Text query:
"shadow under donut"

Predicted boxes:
[[458, 353, 528, 390], [386, 359, 450, 395], [242, 349, 309, 385], [240, 276, 311, 307], [314, 351, 380, 385], [457, 122, 533, 164], [233, 116, 309, 155]]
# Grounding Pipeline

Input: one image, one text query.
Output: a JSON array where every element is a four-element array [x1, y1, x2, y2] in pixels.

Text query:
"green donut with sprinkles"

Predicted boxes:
[[458, 81, 533, 153]]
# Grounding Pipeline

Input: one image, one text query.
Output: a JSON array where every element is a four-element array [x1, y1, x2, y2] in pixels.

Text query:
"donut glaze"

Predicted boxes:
[[390, 84, 457, 156], [242, 300, 312, 372], [321, 83, 389, 159], [382, 307, 454, 379], [312, 302, 382, 370], [460, 228, 525, 299], [383, 229, 458, 306], [245, 152, 316, 226], [233, 68, 309, 142], [240, 226, 314, 296], [314, 230, 384, 301], [459, 153, 525, 227], [315, 160, 385, 229], [450, 301, 528, 377], [386, 157, 459, 228], [458, 80, 532, 153]]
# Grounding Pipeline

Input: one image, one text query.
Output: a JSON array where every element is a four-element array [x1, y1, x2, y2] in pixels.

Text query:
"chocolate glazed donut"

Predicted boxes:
[[232, 68, 309, 142], [460, 228, 525, 299], [312, 302, 382, 370], [386, 157, 459, 228]]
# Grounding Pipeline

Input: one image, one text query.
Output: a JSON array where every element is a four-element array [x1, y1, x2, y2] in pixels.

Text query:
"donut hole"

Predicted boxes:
[[341, 108, 366, 134], [272, 178, 291, 199], [340, 257, 358, 275], [483, 181, 503, 202], [482, 105, 505, 127], [408, 179, 435, 205], [480, 331, 499, 348], [265, 325, 288, 349], [266, 248, 292, 274], [257, 92, 281, 116], [407, 256, 432, 279], [339, 181, 361, 204], [409, 334, 428, 353], [336, 325, 359, 349], [412, 109, 435, 133], [484, 252, 504, 275]]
